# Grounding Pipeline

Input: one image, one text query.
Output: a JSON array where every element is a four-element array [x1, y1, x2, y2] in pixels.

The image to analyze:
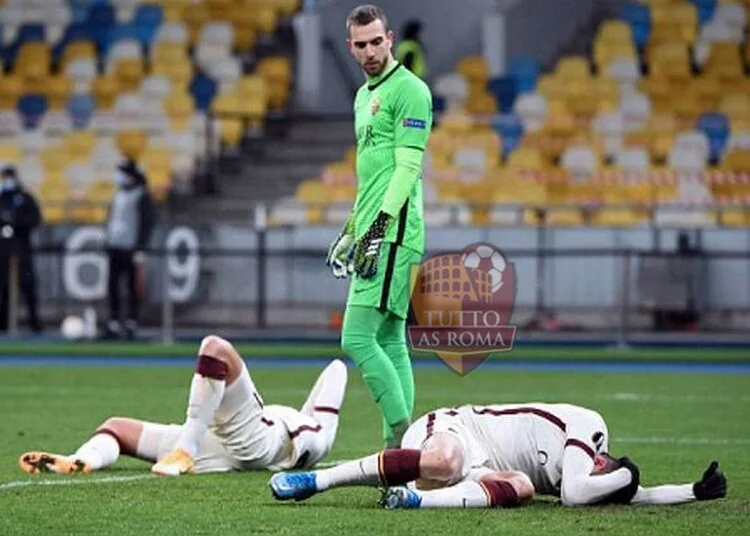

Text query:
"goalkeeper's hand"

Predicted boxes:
[[326, 227, 354, 279], [693, 461, 727, 501], [350, 212, 391, 279]]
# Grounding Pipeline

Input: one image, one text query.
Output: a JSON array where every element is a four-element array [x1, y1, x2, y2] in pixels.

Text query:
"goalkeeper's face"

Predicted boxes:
[[348, 19, 394, 77]]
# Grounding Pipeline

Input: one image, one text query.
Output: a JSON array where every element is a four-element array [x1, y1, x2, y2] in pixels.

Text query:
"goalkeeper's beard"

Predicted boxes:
[[363, 57, 388, 77]]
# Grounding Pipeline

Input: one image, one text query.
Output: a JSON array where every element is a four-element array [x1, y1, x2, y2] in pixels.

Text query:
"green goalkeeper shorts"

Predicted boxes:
[[346, 243, 422, 319]]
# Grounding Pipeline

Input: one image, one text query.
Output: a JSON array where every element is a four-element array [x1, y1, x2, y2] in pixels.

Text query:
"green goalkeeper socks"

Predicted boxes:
[[377, 313, 415, 445], [341, 305, 414, 444]]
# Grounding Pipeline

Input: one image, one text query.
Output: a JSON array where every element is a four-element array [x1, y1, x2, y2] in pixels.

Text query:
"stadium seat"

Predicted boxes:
[[492, 114, 524, 158], [487, 77, 517, 114], [621, 2, 652, 48], [507, 57, 540, 94], [45, 76, 73, 110], [68, 94, 96, 128], [697, 112, 731, 162], [17, 94, 48, 129], [513, 93, 548, 133]]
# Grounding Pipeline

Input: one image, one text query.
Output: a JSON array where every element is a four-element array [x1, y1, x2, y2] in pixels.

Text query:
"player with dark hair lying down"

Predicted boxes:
[[270, 402, 727, 509]]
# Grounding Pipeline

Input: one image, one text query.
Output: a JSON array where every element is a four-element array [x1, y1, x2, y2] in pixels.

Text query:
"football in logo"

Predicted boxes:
[[462, 244, 508, 294]]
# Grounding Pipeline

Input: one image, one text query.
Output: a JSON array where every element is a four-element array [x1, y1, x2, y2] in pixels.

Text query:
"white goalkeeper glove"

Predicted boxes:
[[326, 227, 355, 279]]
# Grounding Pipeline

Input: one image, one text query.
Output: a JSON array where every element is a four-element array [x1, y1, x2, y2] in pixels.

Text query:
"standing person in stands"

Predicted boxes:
[[325, 4, 433, 448], [395, 19, 427, 81], [103, 159, 154, 340]]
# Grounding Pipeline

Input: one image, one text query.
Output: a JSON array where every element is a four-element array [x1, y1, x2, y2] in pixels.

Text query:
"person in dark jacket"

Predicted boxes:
[[0, 164, 42, 333], [395, 19, 427, 80], [104, 159, 154, 340]]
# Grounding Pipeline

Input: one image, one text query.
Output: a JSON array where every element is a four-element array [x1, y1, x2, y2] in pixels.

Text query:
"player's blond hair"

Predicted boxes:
[[346, 4, 388, 35]]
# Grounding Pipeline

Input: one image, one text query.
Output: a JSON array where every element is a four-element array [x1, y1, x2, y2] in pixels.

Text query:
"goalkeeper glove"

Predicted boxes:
[[595, 456, 641, 505], [326, 223, 355, 279], [350, 211, 391, 279], [693, 461, 727, 501]]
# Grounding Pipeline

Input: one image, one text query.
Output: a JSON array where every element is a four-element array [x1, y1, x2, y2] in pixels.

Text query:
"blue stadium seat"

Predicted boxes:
[[697, 112, 730, 164], [6, 24, 46, 65], [133, 3, 164, 45], [507, 57, 539, 95], [432, 95, 446, 115], [620, 3, 651, 49], [18, 94, 48, 129], [190, 73, 218, 112], [688, 0, 717, 25], [487, 76, 518, 114], [86, 3, 117, 52], [492, 114, 525, 158], [68, 94, 96, 129], [102, 24, 142, 55], [53, 23, 91, 62]]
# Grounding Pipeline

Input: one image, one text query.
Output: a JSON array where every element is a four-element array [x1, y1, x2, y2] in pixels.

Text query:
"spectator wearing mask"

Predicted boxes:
[[0, 164, 43, 333], [104, 159, 155, 340]]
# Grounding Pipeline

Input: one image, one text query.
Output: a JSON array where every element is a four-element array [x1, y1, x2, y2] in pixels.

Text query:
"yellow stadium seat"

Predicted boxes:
[[40, 147, 68, 175], [257, 56, 292, 86], [703, 43, 744, 84], [156, 0, 188, 22], [151, 42, 189, 64], [596, 20, 633, 45], [92, 75, 120, 109], [457, 56, 490, 88], [0, 145, 22, 165], [639, 76, 672, 113], [212, 92, 245, 147], [65, 131, 97, 162], [140, 146, 173, 200], [555, 56, 591, 81], [649, 3, 698, 45], [45, 76, 72, 110], [506, 147, 545, 170], [112, 58, 145, 92], [164, 91, 195, 131], [15, 42, 51, 79], [61, 40, 97, 69], [722, 149, 750, 172], [182, 2, 211, 44], [0, 76, 23, 109], [116, 130, 148, 160], [231, 7, 258, 52], [206, 0, 233, 20], [719, 94, 750, 122], [296, 179, 328, 205], [691, 76, 722, 113], [536, 75, 567, 102], [592, 76, 620, 112], [439, 109, 473, 136], [255, 7, 279, 35], [277, 0, 301, 17], [466, 92, 497, 117], [237, 75, 269, 103], [649, 42, 692, 82]]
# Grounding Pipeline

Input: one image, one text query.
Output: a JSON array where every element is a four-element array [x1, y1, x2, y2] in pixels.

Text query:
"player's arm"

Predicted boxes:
[[629, 461, 727, 505], [560, 439, 637, 506]]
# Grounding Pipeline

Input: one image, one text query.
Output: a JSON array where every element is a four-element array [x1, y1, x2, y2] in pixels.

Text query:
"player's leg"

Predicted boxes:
[[19, 417, 149, 474], [383, 470, 535, 509], [151, 335, 245, 475], [269, 415, 465, 502], [376, 312, 414, 445], [299, 359, 348, 450], [341, 304, 410, 446]]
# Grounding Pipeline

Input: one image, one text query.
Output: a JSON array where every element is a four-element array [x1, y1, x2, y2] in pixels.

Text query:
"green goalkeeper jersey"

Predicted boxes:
[[351, 61, 432, 254]]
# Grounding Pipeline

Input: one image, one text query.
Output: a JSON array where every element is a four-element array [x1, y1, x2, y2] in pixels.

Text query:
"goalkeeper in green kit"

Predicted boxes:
[[326, 4, 432, 448]]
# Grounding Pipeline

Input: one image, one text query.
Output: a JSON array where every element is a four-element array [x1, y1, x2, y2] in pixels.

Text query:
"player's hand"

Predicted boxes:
[[693, 461, 727, 501], [350, 212, 390, 279], [326, 228, 354, 279], [598, 456, 640, 504]]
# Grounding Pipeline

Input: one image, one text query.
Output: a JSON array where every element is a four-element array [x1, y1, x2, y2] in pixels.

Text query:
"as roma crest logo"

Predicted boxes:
[[408, 242, 518, 376], [370, 97, 381, 115]]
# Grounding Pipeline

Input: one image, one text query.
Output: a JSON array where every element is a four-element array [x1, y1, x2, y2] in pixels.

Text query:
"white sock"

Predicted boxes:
[[72, 433, 120, 470], [418, 481, 490, 508], [174, 374, 226, 457], [307, 360, 347, 444], [315, 453, 380, 491]]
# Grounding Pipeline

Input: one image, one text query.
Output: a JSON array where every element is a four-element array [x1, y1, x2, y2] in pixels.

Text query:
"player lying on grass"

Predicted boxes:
[[270, 402, 727, 508], [19, 336, 348, 477]]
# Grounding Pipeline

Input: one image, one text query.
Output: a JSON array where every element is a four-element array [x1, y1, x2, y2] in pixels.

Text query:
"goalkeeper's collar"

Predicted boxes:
[[367, 61, 401, 91]]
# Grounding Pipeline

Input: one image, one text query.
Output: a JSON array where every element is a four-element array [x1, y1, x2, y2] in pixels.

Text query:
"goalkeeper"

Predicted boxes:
[[327, 4, 432, 448]]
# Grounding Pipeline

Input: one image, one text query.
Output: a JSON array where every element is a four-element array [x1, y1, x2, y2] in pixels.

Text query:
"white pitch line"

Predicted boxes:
[[619, 437, 750, 446], [0, 474, 152, 492]]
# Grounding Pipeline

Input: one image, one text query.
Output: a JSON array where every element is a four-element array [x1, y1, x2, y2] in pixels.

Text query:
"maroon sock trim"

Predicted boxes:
[[378, 449, 421, 487], [313, 406, 339, 414], [94, 427, 133, 457], [479, 478, 520, 508], [196, 354, 228, 380]]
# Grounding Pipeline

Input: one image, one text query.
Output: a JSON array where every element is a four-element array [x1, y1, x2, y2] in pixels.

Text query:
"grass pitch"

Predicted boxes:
[[1, 353, 749, 535]]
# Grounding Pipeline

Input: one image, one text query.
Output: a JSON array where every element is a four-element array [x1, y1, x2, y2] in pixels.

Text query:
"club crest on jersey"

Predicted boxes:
[[370, 97, 381, 115]]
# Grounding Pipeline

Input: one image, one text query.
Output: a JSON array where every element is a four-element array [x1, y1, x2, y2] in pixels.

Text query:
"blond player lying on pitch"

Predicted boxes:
[[270, 402, 726, 508], [19, 336, 348, 476]]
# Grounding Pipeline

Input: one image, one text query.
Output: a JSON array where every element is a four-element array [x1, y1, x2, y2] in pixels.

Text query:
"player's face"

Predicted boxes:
[[347, 19, 393, 77], [591, 453, 619, 475]]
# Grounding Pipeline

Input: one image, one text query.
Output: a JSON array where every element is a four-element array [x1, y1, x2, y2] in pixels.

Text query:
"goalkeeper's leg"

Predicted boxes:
[[341, 305, 410, 445], [377, 312, 415, 446]]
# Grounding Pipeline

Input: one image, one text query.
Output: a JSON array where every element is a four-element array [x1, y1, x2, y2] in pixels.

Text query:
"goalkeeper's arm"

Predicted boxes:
[[379, 147, 424, 219]]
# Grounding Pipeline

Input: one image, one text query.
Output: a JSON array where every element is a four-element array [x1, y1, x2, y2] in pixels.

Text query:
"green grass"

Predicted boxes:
[[0, 340, 749, 362], [1, 360, 749, 535]]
